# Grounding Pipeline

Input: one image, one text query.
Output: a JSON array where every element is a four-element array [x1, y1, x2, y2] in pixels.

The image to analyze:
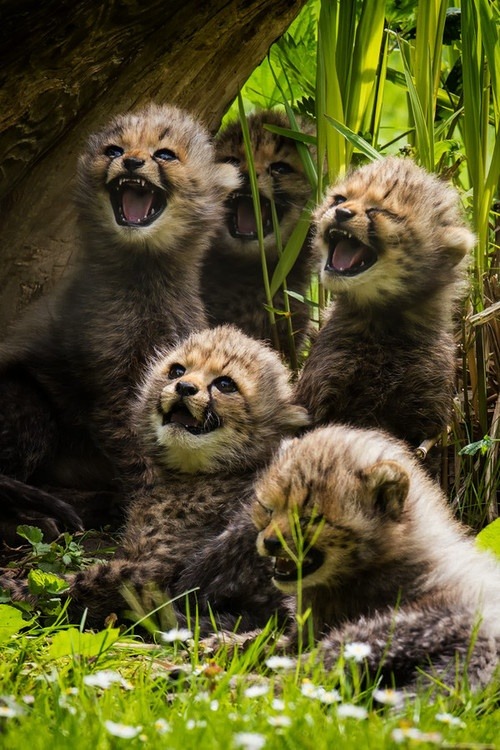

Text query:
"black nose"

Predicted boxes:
[[335, 206, 354, 223], [175, 381, 199, 397], [263, 537, 283, 555], [123, 156, 145, 171]]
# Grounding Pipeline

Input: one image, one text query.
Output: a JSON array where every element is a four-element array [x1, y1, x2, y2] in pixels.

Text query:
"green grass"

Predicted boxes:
[[1, 611, 499, 749]]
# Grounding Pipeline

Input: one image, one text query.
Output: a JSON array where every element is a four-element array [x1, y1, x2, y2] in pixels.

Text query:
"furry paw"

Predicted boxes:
[[200, 628, 263, 656], [200, 629, 292, 665], [0, 476, 84, 543]]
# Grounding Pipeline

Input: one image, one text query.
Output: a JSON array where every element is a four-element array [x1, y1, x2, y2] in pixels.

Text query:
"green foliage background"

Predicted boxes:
[[227, 0, 500, 531]]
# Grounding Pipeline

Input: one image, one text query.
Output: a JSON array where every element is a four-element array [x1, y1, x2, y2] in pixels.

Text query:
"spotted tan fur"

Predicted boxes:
[[66, 326, 309, 632], [253, 425, 500, 688], [0, 104, 238, 536], [202, 110, 314, 359], [295, 157, 475, 459]]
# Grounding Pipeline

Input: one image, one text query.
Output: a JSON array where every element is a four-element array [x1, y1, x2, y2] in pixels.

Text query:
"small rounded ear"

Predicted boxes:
[[213, 161, 241, 197], [364, 460, 409, 521], [281, 404, 310, 434], [441, 225, 475, 266]]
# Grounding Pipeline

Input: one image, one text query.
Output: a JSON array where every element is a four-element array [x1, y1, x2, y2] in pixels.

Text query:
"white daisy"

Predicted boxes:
[[193, 691, 210, 703], [343, 642, 372, 662], [154, 718, 171, 734], [268, 715, 292, 727], [265, 655, 295, 671], [160, 627, 193, 643], [58, 693, 77, 715], [244, 684, 269, 699], [300, 681, 341, 704], [435, 712, 466, 728], [83, 670, 132, 690], [318, 689, 342, 705], [186, 719, 207, 730], [0, 698, 25, 718], [372, 688, 406, 707], [104, 720, 143, 739], [391, 727, 442, 744], [336, 703, 368, 720], [0, 706, 18, 718], [300, 680, 320, 698], [234, 732, 266, 750]]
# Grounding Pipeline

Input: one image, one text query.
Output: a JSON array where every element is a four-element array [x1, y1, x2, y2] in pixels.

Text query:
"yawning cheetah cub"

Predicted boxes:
[[295, 157, 474, 460]]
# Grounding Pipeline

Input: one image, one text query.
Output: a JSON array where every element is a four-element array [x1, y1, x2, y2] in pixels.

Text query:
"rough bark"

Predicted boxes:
[[0, 0, 307, 335]]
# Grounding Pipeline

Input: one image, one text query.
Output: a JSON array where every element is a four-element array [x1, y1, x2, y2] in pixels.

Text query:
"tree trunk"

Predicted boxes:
[[0, 0, 306, 335]]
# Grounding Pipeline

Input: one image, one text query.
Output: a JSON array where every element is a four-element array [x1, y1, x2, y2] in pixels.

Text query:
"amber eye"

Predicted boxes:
[[270, 161, 294, 175], [104, 145, 124, 159], [154, 148, 178, 162], [212, 376, 239, 394], [330, 194, 346, 206], [167, 363, 186, 379]]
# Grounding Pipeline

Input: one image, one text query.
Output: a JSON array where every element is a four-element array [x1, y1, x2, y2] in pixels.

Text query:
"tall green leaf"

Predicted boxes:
[[397, 33, 433, 169]]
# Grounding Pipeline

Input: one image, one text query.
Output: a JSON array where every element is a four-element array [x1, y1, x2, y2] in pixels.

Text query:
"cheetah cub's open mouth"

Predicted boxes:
[[273, 547, 324, 583], [107, 177, 167, 227], [161, 403, 221, 436], [226, 191, 283, 240], [325, 229, 378, 277]]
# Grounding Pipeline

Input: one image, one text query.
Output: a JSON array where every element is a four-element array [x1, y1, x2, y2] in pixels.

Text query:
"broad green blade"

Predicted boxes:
[[270, 200, 315, 298], [324, 115, 384, 161], [397, 33, 433, 169], [237, 94, 277, 343]]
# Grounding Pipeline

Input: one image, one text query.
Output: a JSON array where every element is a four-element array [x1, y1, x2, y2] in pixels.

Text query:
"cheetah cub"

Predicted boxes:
[[253, 425, 500, 689], [0, 103, 237, 537], [295, 157, 474, 456], [69, 325, 309, 632], [202, 110, 314, 360]]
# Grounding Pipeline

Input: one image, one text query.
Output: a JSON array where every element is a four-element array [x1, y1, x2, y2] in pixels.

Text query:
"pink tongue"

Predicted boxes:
[[237, 197, 258, 234], [332, 238, 370, 271], [122, 188, 154, 223]]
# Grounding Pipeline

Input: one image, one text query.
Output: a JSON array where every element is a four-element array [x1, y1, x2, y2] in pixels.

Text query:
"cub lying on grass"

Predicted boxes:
[[252, 424, 500, 689]]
